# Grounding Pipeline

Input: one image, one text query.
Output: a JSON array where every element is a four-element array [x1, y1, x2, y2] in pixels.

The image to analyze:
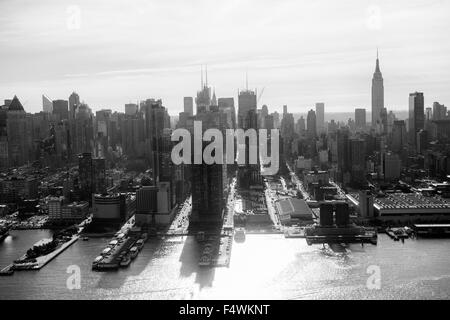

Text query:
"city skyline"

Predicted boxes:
[[1, 0, 450, 114]]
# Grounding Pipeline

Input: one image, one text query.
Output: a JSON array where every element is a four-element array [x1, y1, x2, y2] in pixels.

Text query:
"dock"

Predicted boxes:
[[413, 224, 450, 238], [13, 235, 79, 270]]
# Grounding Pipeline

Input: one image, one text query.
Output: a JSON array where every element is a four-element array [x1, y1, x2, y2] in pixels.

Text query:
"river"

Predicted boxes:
[[1, 229, 449, 299]]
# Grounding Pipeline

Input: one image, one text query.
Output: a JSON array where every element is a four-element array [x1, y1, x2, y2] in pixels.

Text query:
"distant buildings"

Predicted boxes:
[[125, 103, 138, 116]]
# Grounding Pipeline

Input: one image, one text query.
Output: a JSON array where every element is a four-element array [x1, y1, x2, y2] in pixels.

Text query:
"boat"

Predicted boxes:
[[120, 255, 131, 268], [386, 227, 409, 241], [0, 265, 14, 276], [135, 239, 145, 251], [284, 227, 305, 238], [95, 262, 119, 270], [0, 225, 10, 242], [129, 247, 138, 259], [82, 236, 89, 241], [140, 233, 148, 242], [101, 247, 112, 256]]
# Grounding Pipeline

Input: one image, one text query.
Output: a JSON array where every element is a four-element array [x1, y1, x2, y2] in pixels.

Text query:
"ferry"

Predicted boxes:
[[129, 247, 139, 259]]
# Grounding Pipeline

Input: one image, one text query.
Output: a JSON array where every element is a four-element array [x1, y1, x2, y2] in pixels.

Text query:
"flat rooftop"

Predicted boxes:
[[275, 198, 313, 218], [374, 193, 450, 215], [414, 224, 450, 228]]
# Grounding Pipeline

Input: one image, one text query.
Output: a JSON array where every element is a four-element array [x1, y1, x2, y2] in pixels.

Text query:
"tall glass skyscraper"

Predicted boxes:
[[408, 92, 425, 148]]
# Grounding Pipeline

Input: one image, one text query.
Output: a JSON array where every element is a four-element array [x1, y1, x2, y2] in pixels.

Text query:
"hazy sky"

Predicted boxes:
[[1, 0, 449, 115]]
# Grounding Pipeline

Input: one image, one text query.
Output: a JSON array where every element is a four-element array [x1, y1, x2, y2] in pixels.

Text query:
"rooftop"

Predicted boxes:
[[374, 193, 450, 211]]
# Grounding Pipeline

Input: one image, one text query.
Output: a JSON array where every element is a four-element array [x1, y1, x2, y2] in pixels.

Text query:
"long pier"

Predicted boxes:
[[13, 235, 79, 270]]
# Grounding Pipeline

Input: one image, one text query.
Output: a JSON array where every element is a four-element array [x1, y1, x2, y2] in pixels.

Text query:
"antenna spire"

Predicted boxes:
[[246, 70, 248, 90], [205, 64, 208, 87], [201, 65, 203, 88]]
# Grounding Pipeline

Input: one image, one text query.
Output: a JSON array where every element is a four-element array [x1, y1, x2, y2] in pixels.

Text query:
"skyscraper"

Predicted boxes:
[[69, 92, 80, 120], [238, 89, 257, 129], [42, 95, 53, 113], [349, 139, 366, 184], [190, 109, 228, 230], [355, 108, 366, 129], [371, 50, 384, 127], [237, 88, 260, 186], [183, 97, 193, 116], [315, 103, 325, 134], [6, 96, 32, 167], [218, 97, 236, 129], [52, 99, 69, 121], [195, 66, 211, 114], [392, 120, 407, 153], [408, 92, 424, 148], [432, 102, 447, 120], [125, 103, 138, 116], [306, 109, 317, 140], [78, 153, 106, 202]]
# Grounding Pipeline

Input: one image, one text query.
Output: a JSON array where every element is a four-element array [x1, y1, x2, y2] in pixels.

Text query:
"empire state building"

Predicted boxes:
[[371, 51, 384, 128]]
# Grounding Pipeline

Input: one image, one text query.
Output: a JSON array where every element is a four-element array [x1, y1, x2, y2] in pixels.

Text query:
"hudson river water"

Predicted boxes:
[[1, 230, 450, 299]]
